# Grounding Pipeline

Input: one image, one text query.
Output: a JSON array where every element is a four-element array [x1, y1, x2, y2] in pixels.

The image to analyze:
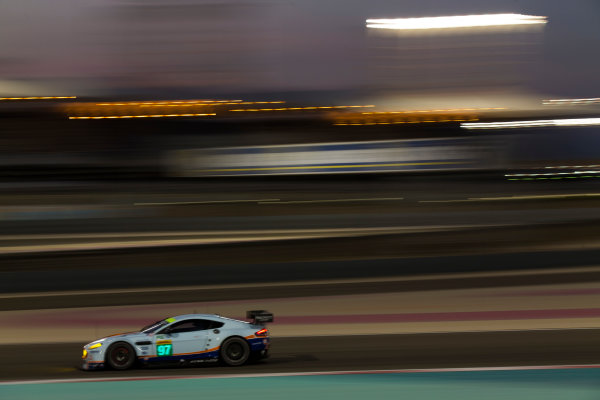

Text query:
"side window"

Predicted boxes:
[[166, 321, 195, 334], [208, 321, 224, 329], [165, 319, 213, 334]]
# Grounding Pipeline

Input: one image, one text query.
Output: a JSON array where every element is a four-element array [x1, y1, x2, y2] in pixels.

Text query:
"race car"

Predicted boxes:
[[81, 310, 273, 370]]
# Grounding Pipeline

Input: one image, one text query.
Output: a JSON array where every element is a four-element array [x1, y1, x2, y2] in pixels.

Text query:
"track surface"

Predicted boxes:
[[3, 262, 600, 311], [2, 330, 599, 382], [3, 219, 600, 296], [2, 176, 600, 383], [3, 175, 600, 236]]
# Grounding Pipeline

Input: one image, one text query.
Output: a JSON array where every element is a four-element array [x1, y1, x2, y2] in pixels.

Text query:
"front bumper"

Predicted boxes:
[[81, 360, 105, 370], [82, 346, 106, 370]]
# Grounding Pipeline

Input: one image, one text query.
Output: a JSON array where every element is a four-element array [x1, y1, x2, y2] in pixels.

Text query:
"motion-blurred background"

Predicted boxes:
[[1, 0, 600, 385]]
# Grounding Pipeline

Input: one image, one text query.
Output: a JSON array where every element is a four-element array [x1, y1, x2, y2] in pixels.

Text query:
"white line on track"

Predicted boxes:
[[0, 226, 454, 241], [279, 326, 600, 338], [0, 225, 483, 255], [2, 364, 599, 385], [134, 198, 280, 206], [259, 197, 404, 204], [420, 193, 600, 203]]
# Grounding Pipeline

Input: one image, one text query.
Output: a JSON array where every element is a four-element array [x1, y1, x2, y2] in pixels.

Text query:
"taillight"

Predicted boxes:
[[255, 328, 268, 337]]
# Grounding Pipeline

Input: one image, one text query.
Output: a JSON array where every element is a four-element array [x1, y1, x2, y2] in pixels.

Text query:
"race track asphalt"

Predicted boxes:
[[2, 330, 599, 382]]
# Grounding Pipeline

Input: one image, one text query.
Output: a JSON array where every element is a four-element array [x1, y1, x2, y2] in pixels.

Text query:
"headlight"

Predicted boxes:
[[89, 343, 102, 350], [82, 349, 88, 359]]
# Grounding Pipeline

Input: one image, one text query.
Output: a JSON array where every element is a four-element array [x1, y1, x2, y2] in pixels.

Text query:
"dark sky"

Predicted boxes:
[[1, 0, 599, 97]]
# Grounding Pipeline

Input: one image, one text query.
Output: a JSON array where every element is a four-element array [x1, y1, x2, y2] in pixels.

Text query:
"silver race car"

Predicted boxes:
[[81, 310, 273, 370]]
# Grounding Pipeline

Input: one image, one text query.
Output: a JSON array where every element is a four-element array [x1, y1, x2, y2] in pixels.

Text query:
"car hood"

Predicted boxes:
[[85, 331, 148, 347]]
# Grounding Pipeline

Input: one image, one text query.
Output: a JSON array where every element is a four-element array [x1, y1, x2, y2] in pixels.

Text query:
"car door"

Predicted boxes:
[[154, 319, 210, 360]]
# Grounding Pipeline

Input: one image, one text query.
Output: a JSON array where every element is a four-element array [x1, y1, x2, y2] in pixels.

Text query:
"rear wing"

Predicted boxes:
[[246, 310, 274, 324]]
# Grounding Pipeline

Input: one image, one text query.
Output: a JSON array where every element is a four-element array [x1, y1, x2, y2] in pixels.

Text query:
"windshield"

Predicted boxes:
[[140, 319, 169, 333]]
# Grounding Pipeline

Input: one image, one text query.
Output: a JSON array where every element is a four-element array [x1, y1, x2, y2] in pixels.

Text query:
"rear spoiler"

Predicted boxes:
[[246, 310, 274, 324]]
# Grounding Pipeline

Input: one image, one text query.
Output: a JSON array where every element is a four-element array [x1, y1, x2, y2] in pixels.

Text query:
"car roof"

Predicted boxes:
[[167, 314, 245, 323]]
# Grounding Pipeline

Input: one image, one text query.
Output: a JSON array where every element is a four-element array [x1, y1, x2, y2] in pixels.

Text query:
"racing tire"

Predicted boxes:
[[106, 342, 136, 370], [220, 337, 250, 366]]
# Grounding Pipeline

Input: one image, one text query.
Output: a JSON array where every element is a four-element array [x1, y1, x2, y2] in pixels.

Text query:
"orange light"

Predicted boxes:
[[255, 328, 268, 336], [228, 105, 375, 112], [93, 100, 284, 106], [0, 96, 76, 101], [95, 100, 242, 106], [69, 113, 215, 120], [361, 107, 504, 115]]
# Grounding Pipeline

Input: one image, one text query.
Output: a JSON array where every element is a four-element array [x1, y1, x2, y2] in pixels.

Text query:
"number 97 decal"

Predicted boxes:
[[156, 340, 173, 356]]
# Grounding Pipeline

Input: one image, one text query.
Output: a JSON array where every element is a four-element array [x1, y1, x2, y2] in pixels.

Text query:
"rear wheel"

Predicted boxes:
[[220, 337, 250, 366], [106, 342, 136, 370]]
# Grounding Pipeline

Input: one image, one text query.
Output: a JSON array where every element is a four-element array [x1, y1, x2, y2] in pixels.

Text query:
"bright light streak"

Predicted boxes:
[[362, 107, 505, 115], [543, 98, 600, 105], [0, 96, 76, 101], [94, 100, 286, 106], [506, 174, 600, 181], [505, 171, 600, 177], [69, 113, 215, 119], [461, 117, 600, 129], [366, 14, 547, 30], [95, 100, 245, 106], [334, 116, 477, 126], [544, 165, 600, 169], [228, 105, 375, 112]]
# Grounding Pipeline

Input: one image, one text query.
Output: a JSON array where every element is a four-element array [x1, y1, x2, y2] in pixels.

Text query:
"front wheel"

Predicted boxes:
[[220, 337, 250, 366], [106, 342, 136, 370]]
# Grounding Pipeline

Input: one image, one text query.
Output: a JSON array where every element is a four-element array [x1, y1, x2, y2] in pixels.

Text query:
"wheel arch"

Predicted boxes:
[[218, 334, 250, 349], [219, 335, 252, 366], [104, 339, 139, 356], [104, 340, 138, 369]]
